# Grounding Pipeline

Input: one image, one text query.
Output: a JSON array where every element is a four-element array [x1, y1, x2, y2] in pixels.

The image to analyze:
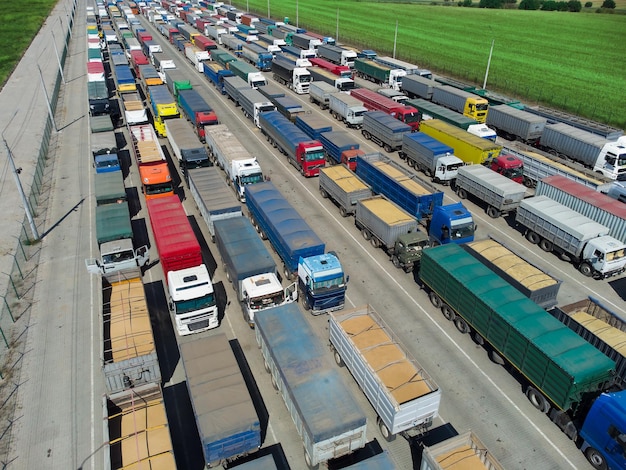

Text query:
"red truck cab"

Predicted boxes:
[[490, 154, 524, 183]]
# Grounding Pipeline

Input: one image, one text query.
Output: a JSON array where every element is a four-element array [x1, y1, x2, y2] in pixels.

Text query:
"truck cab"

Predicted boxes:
[[392, 231, 430, 273], [167, 265, 219, 334], [341, 149, 364, 172], [297, 253, 348, 315], [580, 236, 626, 279], [433, 155, 464, 184], [429, 202, 475, 246], [593, 138, 626, 181], [94, 153, 121, 173], [231, 158, 264, 202], [467, 123, 497, 142], [85, 239, 149, 276], [464, 97, 489, 123], [490, 154, 524, 183], [241, 274, 297, 327]]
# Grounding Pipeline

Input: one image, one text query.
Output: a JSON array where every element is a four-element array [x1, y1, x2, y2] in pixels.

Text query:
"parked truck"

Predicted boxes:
[[464, 236, 561, 309], [205, 124, 263, 202], [515, 195, 626, 278], [329, 305, 441, 439], [202, 61, 235, 94], [254, 303, 367, 468], [419, 243, 625, 470], [329, 92, 368, 129], [259, 111, 325, 177], [270, 58, 311, 94], [486, 104, 546, 143], [536, 175, 626, 244], [309, 81, 337, 109], [319, 130, 364, 170], [317, 43, 357, 67], [147, 84, 179, 137], [280, 44, 316, 61], [214, 216, 297, 327], [128, 123, 174, 199], [400, 75, 439, 100], [319, 165, 373, 217], [432, 85, 489, 123], [310, 57, 352, 79], [420, 119, 502, 166], [356, 153, 475, 245], [223, 75, 251, 105], [308, 66, 354, 92], [291, 32, 322, 50], [228, 58, 268, 88], [184, 43, 210, 72], [179, 334, 261, 467], [246, 182, 348, 313], [177, 88, 218, 142], [361, 111, 412, 153], [121, 92, 147, 125], [273, 96, 306, 122], [164, 69, 192, 99], [351, 87, 419, 131], [88, 79, 110, 116], [165, 118, 210, 171], [354, 58, 405, 91], [146, 195, 219, 335], [356, 196, 430, 272], [399, 132, 463, 185], [241, 42, 273, 71], [454, 164, 526, 218], [237, 88, 276, 128], [295, 114, 332, 141]]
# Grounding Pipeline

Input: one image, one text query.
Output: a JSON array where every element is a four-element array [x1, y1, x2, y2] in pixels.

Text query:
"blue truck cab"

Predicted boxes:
[[297, 252, 348, 315], [429, 202, 475, 246]]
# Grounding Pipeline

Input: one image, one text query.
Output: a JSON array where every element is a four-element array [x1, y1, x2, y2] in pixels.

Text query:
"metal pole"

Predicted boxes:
[[296, 0, 299, 28], [482, 38, 495, 90], [37, 65, 58, 133], [51, 31, 66, 85], [336, 9, 339, 43], [267, 0, 270, 20], [3, 139, 40, 241], [393, 20, 398, 59]]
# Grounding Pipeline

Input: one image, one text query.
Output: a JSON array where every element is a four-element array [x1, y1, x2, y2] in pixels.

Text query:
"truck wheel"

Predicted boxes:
[[403, 265, 414, 273], [523, 177, 534, 188], [362, 130, 371, 140], [441, 304, 455, 321], [472, 332, 484, 346], [333, 349, 344, 367], [319, 188, 328, 198], [339, 207, 348, 218], [585, 447, 608, 470], [579, 262, 594, 277], [304, 450, 319, 470], [454, 317, 469, 334], [361, 228, 371, 240], [526, 231, 540, 244], [392, 256, 401, 269], [539, 239, 553, 252], [486, 206, 500, 218], [526, 386, 550, 414], [301, 295, 311, 311], [264, 360, 271, 373], [429, 292, 442, 308], [378, 418, 396, 442], [370, 237, 381, 249], [489, 349, 505, 366], [457, 188, 467, 199], [383, 144, 393, 153], [271, 374, 279, 390]]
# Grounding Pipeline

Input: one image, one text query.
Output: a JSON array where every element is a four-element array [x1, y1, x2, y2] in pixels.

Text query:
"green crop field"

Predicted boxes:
[[241, 0, 626, 129]]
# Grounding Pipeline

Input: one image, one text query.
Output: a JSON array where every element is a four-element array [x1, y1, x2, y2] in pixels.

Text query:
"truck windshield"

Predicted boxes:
[[312, 276, 344, 291], [606, 152, 626, 167], [606, 248, 626, 262], [476, 103, 489, 111], [404, 112, 419, 125], [447, 162, 464, 172], [146, 182, 174, 195], [502, 167, 523, 180], [252, 80, 267, 88], [249, 291, 284, 310], [305, 148, 325, 162], [339, 82, 355, 91], [300, 75, 312, 83], [240, 172, 264, 185], [175, 293, 216, 315], [102, 250, 135, 264], [449, 220, 475, 239]]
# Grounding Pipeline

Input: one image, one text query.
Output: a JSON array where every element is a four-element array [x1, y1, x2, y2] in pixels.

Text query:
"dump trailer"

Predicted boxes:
[[329, 93, 368, 129], [464, 237, 561, 309], [539, 122, 615, 167], [329, 305, 441, 440], [486, 104, 546, 143], [187, 166, 242, 241], [536, 174, 626, 244], [179, 334, 261, 468], [202, 61, 235, 94], [254, 303, 367, 468], [361, 111, 412, 153], [401, 75, 440, 100], [550, 297, 626, 389], [454, 165, 527, 218], [271, 58, 311, 94], [420, 119, 502, 165], [356, 196, 429, 272], [354, 58, 405, 90], [431, 85, 489, 123], [295, 114, 332, 141], [164, 118, 209, 170], [351, 88, 419, 131], [515, 195, 626, 279], [399, 132, 463, 185], [319, 130, 364, 170], [238, 88, 275, 128], [259, 110, 325, 177], [317, 43, 357, 67], [309, 81, 337, 109], [257, 82, 285, 102], [319, 166, 373, 217], [241, 42, 273, 71]]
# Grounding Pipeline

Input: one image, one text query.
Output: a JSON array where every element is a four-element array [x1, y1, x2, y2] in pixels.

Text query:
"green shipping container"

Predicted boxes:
[[419, 244, 615, 412]]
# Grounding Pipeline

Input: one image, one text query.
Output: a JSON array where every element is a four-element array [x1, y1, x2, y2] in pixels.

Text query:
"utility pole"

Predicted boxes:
[[482, 38, 495, 90], [393, 20, 398, 59]]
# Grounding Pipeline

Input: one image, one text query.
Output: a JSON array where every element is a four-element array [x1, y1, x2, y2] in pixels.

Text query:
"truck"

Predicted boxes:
[[361, 111, 412, 153], [515, 195, 626, 278], [295, 114, 333, 141], [309, 81, 336, 109], [419, 243, 626, 470], [310, 57, 352, 79], [454, 164, 527, 218], [241, 42, 273, 71], [237, 88, 275, 128], [486, 104, 546, 143], [419, 119, 503, 166], [432, 85, 489, 123], [319, 130, 364, 170], [400, 75, 439, 100], [319, 165, 373, 217], [213, 50, 238, 69], [184, 43, 210, 72], [91, 130, 117, 157], [94, 171, 125, 206], [375, 56, 424, 76], [88, 79, 110, 116], [227, 59, 268, 88], [273, 96, 306, 122], [351, 87, 420, 131], [214, 216, 297, 327], [164, 68, 192, 98], [246, 182, 348, 313], [329, 305, 441, 439], [377, 88, 408, 104], [151, 52, 176, 80], [258, 110, 326, 177], [329, 93, 368, 129], [179, 334, 260, 467], [202, 61, 235, 94], [147, 84, 179, 137], [205, 124, 264, 202], [356, 196, 430, 272], [307, 66, 353, 92], [270, 58, 311, 94], [121, 92, 147, 125], [204, 24, 227, 44], [356, 153, 475, 245], [354, 58, 405, 91], [280, 44, 316, 61], [464, 236, 562, 309], [399, 132, 464, 185], [164, 118, 209, 171], [536, 174, 626, 244], [128, 124, 174, 199], [317, 43, 357, 68], [291, 32, 322, 50], [186, 166, 242, 241], [221, 34, 245, 55], [406, 97, 481, 133], [223, 75, 251, 105], [177, 88, 218, 142], [540, 123, 626, 180], [146, 195, 219, 335], [112, 64, 136, 94], [254, 303, 367, 468]]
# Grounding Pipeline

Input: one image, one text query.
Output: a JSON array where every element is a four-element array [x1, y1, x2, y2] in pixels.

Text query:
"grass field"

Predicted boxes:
[[241, 0, 626, 129]]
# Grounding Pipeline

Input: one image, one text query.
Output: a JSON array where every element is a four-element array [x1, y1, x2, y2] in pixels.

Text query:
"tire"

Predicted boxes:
[[457, 188, 467, 199], [378, 419, 396, 442], [526, 231, 540, 244], [264, 360, 271, 373], [486, 206, 500, 218], [319, 188, 328, 198], [472, 332, 485, 346], [370, 237, 381, 249], [392, 256, 401, 269], [585, 447, 608, 470], [539, 239, 553, 252], [361, 228, 371, 240], [455, 317, 470, 334], [403, 265, 413, 273], [523, 176, 534, 188], [271, 374, 278, 390], [301, 295, 311, 311], [442, 304, 455, 321], [489, 349, 505, 366], [339, 206, 348, 218], [304, 450, 319, 470], [333, 349, 344, 367], [383, 144, 392, 153], [429, 292, 442, 308], [579, 262, 594, 277], [526, 386, 550, 414]]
